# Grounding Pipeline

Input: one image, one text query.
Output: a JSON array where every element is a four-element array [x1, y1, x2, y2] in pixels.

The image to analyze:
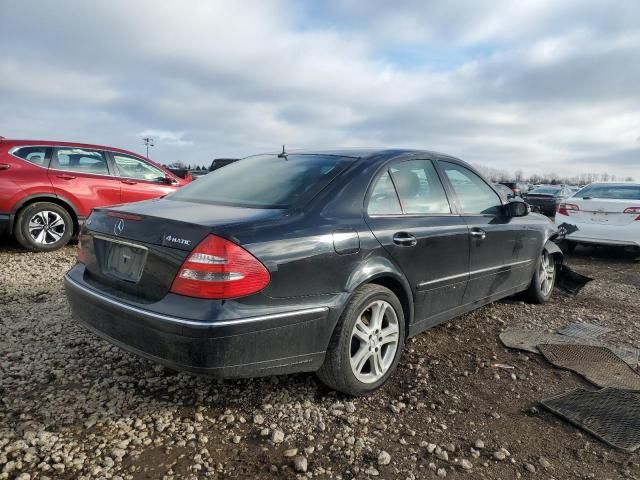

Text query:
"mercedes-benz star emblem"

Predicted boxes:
[[114, 218, 125, 236]]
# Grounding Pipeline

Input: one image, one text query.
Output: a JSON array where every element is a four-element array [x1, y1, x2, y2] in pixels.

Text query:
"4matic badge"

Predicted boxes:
[[164, 234, 192, 247]]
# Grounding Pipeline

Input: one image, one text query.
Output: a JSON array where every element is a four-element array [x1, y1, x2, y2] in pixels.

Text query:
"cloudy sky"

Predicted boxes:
[[1, 0, 639, 178]]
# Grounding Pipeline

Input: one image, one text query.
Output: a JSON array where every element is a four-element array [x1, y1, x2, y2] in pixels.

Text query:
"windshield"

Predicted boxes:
[[574, 184, 640, 200], [530, 187, 561, 195], [167, 154, 355, 208]]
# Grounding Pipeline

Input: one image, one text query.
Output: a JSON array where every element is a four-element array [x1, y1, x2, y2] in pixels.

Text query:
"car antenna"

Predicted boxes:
[[277, 144, 288, 160]]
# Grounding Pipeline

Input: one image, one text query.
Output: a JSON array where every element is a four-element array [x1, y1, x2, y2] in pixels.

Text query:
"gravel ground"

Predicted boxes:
[[1, 240, 639, 480]]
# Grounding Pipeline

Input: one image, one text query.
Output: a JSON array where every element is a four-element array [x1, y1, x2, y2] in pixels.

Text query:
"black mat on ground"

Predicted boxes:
[[538, 344, 640, 390], [555, 264, 593, 296], [557, 322, 611, 339], [541, 388, 640, 452], [499, 328, 639, 367]]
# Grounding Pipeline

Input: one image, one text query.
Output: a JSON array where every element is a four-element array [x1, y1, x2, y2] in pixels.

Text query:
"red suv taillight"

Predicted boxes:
[[170, 235, 270, 299], [557, 203, 579, 216], [623, 206, 640, 220]]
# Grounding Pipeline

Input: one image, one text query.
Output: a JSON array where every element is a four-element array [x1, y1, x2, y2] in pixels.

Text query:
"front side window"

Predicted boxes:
[[390, 160, 451, 214], [441, 161, 502, 215], [53, 148, 109, 175], [168, 154, 354, 208], [368, 172, 402, 215], [114, 154, 165, 181], [13, 146, 49, 166]]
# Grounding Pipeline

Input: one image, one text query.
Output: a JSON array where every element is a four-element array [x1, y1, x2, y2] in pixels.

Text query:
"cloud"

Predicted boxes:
[[0, 0, 638, 178]]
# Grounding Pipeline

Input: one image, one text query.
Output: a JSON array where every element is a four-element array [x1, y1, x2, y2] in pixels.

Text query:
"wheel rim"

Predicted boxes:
[[28, 211, 66, 245], [349, 300, 400, 384], [538, 251, 555, 296]]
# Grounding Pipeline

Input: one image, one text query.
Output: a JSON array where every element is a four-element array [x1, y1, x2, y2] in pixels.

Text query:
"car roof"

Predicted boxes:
[[253, 148, 463, 162], [2, 138, 148, 158]]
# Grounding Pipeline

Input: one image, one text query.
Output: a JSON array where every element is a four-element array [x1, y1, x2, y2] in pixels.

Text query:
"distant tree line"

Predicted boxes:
[[473, 164, 634, 185], [165, 161, 209, 170]]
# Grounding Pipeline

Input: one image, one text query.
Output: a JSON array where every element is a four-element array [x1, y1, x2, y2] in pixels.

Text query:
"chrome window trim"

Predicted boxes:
[[8, 144, 169, 182]]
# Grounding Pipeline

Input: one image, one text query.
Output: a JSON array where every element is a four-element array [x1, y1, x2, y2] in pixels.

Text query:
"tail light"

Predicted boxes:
[[77, 232, 85, 264], [557, 203, 579, 216], [623, 207, 640, 220], [170, 235, 270, 299]]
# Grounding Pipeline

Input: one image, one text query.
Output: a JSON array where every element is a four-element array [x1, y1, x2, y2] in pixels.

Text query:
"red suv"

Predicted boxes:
[[0, 138, 187, 251]]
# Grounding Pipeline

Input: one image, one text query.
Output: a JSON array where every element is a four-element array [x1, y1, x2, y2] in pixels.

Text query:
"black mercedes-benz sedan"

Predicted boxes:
[[65, 149, 562, 395]]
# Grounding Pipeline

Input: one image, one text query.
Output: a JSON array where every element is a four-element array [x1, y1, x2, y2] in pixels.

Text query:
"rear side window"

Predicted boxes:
[[168, 154, 354, 208], [368, 172, 402, 215], [576, 184, 640, 200], [53, 148, 109, 175], [390, 160, 451, 214], [12, 146, 49, 166], [441, 161, 502, 215]]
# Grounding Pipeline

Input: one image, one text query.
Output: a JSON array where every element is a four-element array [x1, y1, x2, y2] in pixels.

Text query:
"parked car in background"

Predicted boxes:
[[555, 182, 640, 251], [494, 183, 516, 201], [209, 158, 238, 172], [524, 185, 573, 216], [499, 181, 529, 197], [65, 148, 562, 396], [0, 138, 186, 251], [188, 169, 208, 180]]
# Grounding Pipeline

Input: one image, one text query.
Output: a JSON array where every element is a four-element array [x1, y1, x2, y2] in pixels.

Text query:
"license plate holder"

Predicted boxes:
[[591, 212, 609, 223], [102, 239, 148, 283]]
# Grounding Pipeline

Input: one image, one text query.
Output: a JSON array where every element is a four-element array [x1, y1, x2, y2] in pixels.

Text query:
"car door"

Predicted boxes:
[[109, 152, 178, 203], [48, 147, 121, 217], [438, 160, 532, 302], [365, 158, 470, 327]]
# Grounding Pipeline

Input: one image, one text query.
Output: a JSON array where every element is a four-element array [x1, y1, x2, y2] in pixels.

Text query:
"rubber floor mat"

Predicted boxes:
[[499, 328, 639, 367], [557, 322, 611, 339], [541, 388, 640, 452], [538, 344, 640, 390]]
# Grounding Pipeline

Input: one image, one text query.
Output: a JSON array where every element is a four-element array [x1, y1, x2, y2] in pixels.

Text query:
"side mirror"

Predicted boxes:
[[162, 175, 176, 185], [506, 199, 529, 217]]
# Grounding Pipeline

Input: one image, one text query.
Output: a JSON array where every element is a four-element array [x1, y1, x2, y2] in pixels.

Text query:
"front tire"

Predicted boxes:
[[317, 284, 405, 396], [525, 249, 556, 304], [14, 202, 73, 252]]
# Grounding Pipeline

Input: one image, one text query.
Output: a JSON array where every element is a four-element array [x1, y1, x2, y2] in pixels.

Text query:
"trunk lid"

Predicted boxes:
[[81, 198, 287, 301], [565, 198, 640, 226]]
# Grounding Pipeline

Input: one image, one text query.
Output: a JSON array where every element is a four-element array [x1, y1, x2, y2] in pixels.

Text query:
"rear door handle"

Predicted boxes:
[[0, 163, 11, 171], [56, 174, 76, 180], [121, 180, 138, 185], [393, 232, 417, 247], [470, 228, 486, 240]]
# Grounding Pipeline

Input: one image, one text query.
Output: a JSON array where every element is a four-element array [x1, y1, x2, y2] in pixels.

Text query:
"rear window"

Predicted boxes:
[[575, 184, 640, 200], [530, 187, 561, 195], [167, 154, 354, 208]]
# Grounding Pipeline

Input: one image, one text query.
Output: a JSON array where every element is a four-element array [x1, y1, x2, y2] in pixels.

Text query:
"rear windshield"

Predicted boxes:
[[574, 184, 640, 200], [167, 154, 354, 208], [530, 187, 560, 195]]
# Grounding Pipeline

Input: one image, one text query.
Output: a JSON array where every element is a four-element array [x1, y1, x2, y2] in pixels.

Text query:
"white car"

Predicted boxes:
[[555, 182, 640, 251]]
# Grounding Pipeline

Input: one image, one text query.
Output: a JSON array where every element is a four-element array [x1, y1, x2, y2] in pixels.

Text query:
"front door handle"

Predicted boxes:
[[56, 174, 76, 180], [470, 228, 486, 240], [121, 180, 138, 185], [393, 232, 417, 247]]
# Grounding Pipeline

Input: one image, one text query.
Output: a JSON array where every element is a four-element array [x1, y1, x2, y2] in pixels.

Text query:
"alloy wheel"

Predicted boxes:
[[28, 211, 66, 245], [539, 250, 555, 296], [349, 300, 400, 383]]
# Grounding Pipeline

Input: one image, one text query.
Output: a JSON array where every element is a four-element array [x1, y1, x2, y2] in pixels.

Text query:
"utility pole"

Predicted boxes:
[[143, 137, 154, 158]]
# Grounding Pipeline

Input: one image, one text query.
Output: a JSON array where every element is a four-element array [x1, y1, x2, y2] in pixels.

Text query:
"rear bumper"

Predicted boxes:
[[556, 217, 640, 248], [64, 271, 333, 378]]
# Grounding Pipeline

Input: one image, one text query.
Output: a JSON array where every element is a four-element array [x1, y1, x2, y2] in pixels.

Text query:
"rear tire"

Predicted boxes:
[[524, 249, 556, 304], [14, 202, 73, 252], [317, 284, 405, 396]]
